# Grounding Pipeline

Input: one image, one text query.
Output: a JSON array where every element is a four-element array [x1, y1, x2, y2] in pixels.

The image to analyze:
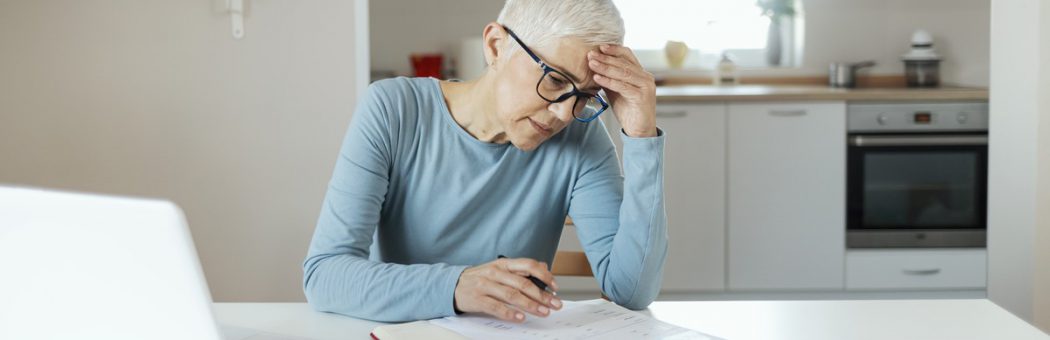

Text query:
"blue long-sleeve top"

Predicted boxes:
[[302, 76, 667, 322]]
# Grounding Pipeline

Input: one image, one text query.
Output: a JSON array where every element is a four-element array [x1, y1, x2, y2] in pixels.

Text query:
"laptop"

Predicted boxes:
[[0, 186, 290, 340]]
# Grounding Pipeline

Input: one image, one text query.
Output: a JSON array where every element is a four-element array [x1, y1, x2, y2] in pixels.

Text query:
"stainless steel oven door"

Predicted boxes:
[[847, 134, 988, 248]]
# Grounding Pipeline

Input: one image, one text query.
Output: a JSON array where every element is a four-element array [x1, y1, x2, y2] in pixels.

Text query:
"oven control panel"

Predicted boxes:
[[848, 102, 988, 132]]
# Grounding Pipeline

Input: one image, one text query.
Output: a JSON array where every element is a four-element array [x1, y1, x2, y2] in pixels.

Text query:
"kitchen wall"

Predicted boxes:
[[799, 0, 988, 86], [0, 0, 363, 302], [371, 0, 989, 87], [1039, 1, 1050, 327], [987, 0, 1050, 332], [369, 0, 504, 80]]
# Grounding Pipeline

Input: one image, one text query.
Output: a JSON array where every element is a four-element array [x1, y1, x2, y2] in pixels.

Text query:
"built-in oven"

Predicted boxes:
[[847, 102, 989, 248]]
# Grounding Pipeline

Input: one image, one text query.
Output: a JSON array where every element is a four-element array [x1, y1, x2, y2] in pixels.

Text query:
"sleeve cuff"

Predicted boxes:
[[442, 265, 470, 317], [619, 127, 664, 139], [619, 127, 665, 157]]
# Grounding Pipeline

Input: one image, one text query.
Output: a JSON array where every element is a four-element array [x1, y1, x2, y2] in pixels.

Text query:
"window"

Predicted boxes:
[[613, 0, 803, 70]]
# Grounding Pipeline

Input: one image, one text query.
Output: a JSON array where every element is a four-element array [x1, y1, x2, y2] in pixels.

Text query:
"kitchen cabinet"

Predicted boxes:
[[726, 101, 847, 291], [560, 98, 978, 295], [601, 104, 728, 292], [846, 249, 987, 290]]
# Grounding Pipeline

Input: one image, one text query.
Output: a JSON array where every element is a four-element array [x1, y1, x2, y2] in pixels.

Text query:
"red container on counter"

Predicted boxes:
[[410, 54, 443, 79]]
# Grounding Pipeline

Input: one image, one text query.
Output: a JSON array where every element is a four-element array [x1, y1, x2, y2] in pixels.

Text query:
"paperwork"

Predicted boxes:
[[429, 299, 723, 340]]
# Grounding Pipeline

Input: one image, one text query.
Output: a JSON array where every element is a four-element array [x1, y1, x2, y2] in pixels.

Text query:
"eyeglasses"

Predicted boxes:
[[503, 26, 609, 123]]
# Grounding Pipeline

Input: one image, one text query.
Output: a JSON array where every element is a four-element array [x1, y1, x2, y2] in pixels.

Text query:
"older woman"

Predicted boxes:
[[303, 0, 666, 323]]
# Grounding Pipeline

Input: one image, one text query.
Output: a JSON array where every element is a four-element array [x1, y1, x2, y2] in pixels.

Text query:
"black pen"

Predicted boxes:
[[497, 255, 557, 296]]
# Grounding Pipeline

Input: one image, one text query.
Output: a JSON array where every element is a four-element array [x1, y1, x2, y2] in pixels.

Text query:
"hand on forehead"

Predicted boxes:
[[530, 37, 603, 92]]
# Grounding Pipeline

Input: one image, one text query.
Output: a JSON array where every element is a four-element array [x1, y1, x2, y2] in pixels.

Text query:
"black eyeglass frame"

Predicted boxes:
[[503, 26, 610, 123]]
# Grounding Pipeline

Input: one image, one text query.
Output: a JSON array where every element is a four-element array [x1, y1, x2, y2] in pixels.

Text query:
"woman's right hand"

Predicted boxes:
[[453, 257, 563, 322]]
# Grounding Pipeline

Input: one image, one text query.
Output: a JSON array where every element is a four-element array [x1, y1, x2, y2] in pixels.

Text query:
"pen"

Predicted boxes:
[[497, 255, 557, 296]]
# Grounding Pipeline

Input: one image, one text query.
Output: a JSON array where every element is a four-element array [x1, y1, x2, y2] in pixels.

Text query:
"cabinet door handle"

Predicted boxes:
[[656, 110, 688, 118], [902, 268, 942, 275], [768, 109, 807, 117]]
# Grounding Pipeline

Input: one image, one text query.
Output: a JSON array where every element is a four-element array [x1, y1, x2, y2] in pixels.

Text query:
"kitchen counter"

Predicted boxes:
[[656, 84, 988, 102]]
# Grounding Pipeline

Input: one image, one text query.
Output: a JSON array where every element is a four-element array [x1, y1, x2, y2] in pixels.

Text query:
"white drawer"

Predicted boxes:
[[846, 249, 987, 290]]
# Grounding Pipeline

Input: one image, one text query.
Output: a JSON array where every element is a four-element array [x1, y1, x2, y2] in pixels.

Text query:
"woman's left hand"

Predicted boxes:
[[587, 45, 657, 138]]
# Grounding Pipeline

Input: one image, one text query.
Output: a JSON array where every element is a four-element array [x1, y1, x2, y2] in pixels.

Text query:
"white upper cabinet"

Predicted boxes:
[[727, 101, 847, 291], [603, 104, 728, 292]]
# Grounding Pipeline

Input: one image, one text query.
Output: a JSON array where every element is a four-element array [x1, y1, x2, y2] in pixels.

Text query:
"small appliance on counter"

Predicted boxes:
[[902, 30, 942, 87], [453, 37, 486, 80]]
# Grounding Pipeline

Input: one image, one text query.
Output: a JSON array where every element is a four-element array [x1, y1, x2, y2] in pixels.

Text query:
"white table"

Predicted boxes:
[[213, 299, 1049, 340]]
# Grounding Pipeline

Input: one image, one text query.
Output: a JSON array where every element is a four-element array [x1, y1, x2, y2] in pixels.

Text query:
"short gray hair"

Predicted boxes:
[[496, 0, 625, 53]]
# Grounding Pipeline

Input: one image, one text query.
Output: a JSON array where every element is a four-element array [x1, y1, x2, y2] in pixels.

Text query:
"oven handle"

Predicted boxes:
[[850, 135, 988, 147]]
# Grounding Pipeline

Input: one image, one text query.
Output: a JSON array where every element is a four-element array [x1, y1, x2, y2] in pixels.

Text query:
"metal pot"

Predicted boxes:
[[828, 61, 876, 88]]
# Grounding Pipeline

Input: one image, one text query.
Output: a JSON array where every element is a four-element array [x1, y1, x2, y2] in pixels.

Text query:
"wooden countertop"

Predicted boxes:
[[655, 84, 988, 102]]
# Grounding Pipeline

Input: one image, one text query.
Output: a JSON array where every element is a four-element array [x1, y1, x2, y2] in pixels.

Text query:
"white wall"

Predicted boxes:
[[369, 0, 504, 80], [799, 0, 989, 86], [0, 0, 363, 302], [370, 0, 989, 86], [987, 0, 1050, 333], [1038, 3, 1050, 330]]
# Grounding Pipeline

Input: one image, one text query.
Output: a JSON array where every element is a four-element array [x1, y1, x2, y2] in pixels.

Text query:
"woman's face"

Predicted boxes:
[[489, 33, 603, 151]]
